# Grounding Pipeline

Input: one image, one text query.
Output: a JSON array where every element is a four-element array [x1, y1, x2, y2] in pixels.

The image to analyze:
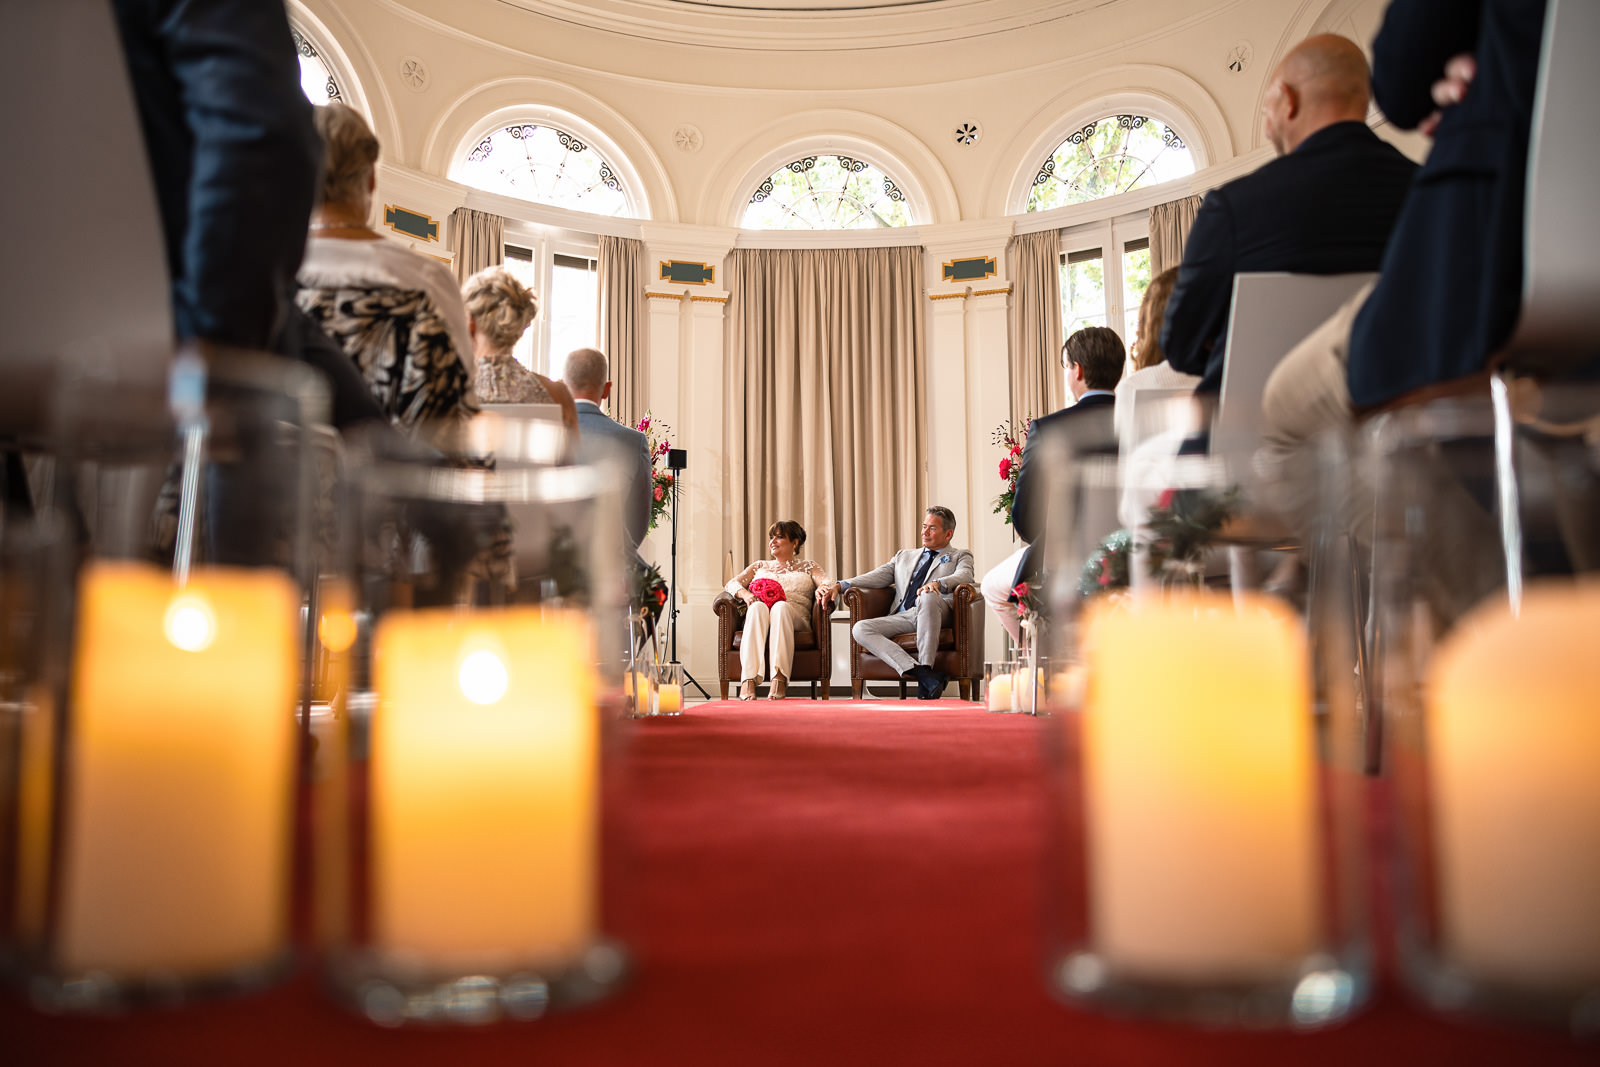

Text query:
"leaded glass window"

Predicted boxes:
[[292, 28, 342, 106], [457, 125, 633, 217], [741, 155, 914, 230], [1027, 116, 1195, 212]]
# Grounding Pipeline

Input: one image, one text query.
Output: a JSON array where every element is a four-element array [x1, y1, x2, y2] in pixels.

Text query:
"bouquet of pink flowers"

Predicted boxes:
[[990, 416, 1034, 525], [748, 577, 786, 608], [637, 411, 676, 531]]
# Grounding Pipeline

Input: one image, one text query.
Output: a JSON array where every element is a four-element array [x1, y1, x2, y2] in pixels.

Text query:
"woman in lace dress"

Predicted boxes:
[[461, 265, 579, 437], [725, 520, 830, 701]]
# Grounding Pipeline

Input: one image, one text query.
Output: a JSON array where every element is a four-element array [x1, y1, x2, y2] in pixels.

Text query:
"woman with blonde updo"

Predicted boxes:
[[461, 266, 579, 435]]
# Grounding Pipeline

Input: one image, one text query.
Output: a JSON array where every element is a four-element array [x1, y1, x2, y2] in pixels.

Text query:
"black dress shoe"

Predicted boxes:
[[915, 667, 947, 700]]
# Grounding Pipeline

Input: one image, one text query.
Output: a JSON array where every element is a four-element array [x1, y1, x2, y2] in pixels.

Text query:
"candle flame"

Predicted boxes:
[[458, 649, 509, 705], [163, 596, 216, 652], [318, 610, 358, 653]]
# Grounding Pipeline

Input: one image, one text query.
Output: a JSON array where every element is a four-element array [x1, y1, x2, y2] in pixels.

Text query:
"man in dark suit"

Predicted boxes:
[[982, 327, 1123, 642], [1347, 0, 1550, 408], [1161, 34, 1418, 395], [562, 347, 653, 550]]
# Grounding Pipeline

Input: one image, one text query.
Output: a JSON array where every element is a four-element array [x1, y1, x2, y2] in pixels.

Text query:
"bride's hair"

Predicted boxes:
[[767, 519, 806, 549]]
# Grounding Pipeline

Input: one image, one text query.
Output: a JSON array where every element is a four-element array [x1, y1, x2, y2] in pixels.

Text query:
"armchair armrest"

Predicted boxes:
[[951, 583, 985, 680], [712, 591, 743, 655]]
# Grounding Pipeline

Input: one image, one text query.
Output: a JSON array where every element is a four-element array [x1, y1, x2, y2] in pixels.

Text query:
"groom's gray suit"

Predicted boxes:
[[840, 546, 976, 675]]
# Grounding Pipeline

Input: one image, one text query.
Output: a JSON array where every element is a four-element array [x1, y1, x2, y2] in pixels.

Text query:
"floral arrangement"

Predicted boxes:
[[1077, 486, 1241, 596], [628, 556, 669, 629], [637, 412, 676, 531], [748, 577, 786, 608], [1010, 580, 1041, 621], [990, 416, 1034, 525]]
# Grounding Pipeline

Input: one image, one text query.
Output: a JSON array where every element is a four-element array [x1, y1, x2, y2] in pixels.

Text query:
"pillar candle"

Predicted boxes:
[[1081, 591, 1318, 980], [57, 561, 299, 976], [623, 670, 649, 714], [655, 684, 683, 715], [1426, 583, 1600, 986], [371, 607, 597, 970], [986, 674, 1013, 712]]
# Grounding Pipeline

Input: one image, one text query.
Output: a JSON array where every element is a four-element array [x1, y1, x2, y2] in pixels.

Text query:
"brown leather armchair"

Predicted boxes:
[[712, 593, 832, 699], [844, 584, 984, 700]]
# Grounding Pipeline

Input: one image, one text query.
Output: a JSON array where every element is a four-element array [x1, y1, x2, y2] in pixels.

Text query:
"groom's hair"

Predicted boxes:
[[1063, 326, 1126, 390], [925, 505, 956, 533]]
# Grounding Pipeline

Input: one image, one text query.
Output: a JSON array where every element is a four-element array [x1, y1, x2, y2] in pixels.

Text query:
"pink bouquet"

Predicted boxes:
[[748, 577, 786, 608]]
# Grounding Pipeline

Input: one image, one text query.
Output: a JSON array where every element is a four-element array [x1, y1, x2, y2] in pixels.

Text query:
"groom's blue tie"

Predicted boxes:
[[901, 549, 935, 612]]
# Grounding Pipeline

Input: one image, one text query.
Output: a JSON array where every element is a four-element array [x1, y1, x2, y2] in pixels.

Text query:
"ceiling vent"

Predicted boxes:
[[954, 121, 982, 147]]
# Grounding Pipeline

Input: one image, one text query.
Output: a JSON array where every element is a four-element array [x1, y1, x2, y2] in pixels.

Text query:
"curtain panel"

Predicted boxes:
[[724, 246, 928, 582], [447, 207, 504, 285], [1006, 228, 1064, 426], [598, 234, 647, 429], [1148, 194, 1205, 278]]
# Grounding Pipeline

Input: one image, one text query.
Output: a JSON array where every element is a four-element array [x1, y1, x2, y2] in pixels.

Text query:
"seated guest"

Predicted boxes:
[[819, 506, 975, 700], [1113, 268, 1197, 437], [983, 327, 1124, 644], [562, 347, 653, 552], [1261, 0, 1553, 532], [726, 520, 831, 701], [461, 265, 579, 437], [297, 103, 476, 439], [1160, 34, 1417, 395]]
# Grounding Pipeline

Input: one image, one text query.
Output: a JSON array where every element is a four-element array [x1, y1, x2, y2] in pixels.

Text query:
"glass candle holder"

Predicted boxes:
[[983, 660, 1017, 713], [325, 409, 629, 1026], [1039, 399, 1371, 1028], [651, 662, 685, 716], [1368, 382, 1600, 1030], [10, 352, 326, 1011]]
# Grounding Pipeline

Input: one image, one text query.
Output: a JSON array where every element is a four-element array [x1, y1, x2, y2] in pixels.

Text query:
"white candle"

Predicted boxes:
[[1427, 582, 1600, 986], [56, 562, 299, 976], [371, 606, 598, 970], [1080, 591, 1319, 980], [655, 684, 683, 715], [986, 673, 1013, 712]]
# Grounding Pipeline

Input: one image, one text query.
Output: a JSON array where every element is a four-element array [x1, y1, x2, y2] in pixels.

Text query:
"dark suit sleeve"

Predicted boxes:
[[130, 0, 322, 349], [1159, 189, 1235, 379], [1011, 431, 1045, 545], [1370, 0, 1484, 130], [627, 432, 652, 548]]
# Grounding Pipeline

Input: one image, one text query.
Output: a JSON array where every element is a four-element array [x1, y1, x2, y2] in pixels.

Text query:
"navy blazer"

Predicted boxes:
[[1346, 0, 1548, 409], [1161, 122, 1417, 393], [112, 0, 321, 352], [1009, 392, 1117, 589], [575, 400, 654, 549]]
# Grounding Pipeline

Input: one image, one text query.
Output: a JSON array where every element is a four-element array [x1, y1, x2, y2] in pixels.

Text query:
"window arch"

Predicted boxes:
[[456, 123, 635, 218], [1026, 114, 1196, 212], [741, 154, 914, 230], [290, 26, 342, 106]]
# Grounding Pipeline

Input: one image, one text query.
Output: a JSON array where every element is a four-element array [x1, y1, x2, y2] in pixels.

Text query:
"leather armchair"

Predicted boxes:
[[712, 592, 832, 699], [844, 584, 984, 700]]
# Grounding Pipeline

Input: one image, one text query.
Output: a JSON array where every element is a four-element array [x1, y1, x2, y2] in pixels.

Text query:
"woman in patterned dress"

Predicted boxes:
[[296, 103, 476, 443], [725, 520, 830, 701], [461, 265, 579, 437]]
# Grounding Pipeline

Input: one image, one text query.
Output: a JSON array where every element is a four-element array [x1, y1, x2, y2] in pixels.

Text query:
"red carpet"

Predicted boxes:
[[10, 701, 1592, 1065]]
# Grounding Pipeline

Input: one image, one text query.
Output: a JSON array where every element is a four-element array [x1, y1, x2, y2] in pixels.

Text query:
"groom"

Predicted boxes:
[[819, 506, 975, 699]]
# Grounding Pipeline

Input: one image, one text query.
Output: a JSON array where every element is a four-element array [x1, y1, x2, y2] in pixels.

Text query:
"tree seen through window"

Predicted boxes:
[[742, 155, 914, 230], [1029, 116, 1195, 212]]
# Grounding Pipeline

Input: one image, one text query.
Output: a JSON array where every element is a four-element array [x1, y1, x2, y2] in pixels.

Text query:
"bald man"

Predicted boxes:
[[1160, 34, 1417, 394]]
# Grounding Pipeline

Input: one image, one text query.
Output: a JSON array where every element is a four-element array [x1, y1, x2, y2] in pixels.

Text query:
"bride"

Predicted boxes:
[[726, 521, 830, 700]]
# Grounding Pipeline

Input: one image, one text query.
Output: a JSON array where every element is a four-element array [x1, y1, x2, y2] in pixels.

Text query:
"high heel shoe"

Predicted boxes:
[[740, 678, 757, 701], [770, 673, 788, 700]]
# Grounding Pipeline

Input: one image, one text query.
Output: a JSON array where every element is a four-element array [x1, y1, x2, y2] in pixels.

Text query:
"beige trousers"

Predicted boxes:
[[980, 547, 1027, 645], [739, 600, 802, 681]]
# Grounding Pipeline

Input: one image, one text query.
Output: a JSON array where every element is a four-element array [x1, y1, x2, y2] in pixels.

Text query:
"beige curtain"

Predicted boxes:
[[448, 207, 504, 285], [724, 246, 928, 581], [1148, 195, 1205, 278], [1007, 228, 1064, 425], [598, 234, 647, 429]]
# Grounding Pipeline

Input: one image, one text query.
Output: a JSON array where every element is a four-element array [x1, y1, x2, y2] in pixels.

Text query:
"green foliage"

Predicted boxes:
[[1027, 117, 1196, 213]]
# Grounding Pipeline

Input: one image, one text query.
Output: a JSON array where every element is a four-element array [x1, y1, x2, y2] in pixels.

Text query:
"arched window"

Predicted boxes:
[[741, 155, 914, 230], [457, 124, 634, 218], [291, 27, 342, 106], [1027, 115, 1195, 212]]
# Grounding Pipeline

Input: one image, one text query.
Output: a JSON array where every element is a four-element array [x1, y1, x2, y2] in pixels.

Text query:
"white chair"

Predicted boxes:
[[1211, 271, 1377, 459], [0, 0, 172, 443]]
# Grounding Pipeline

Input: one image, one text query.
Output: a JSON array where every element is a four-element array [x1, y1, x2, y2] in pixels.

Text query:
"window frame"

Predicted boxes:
[[502, 220, 601, 377], [449, 108, 650, 221], [1056, 209, 1151, 389]]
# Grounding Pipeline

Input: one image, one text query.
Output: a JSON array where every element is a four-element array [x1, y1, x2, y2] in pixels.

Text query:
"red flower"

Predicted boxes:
[[1010, 443, 1022, 456], [1157, 488, 1176, 510], [1099, 570, 1112, 587], [664, 472, 674, 483], [654, 486, 665, 501], [749, 578, 786, 607], [998, 457, 1012, 481], [654, 588, 668, 606], [638, 416, 651, 431], [1012, 582, 1030, 600]]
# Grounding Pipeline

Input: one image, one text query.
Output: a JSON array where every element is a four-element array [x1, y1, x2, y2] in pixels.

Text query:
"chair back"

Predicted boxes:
[[1213, 272, 1376, 456], [1501, 0, 1600, 369], [0, 0, 172, 442], [482, 403, 564, 424]]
